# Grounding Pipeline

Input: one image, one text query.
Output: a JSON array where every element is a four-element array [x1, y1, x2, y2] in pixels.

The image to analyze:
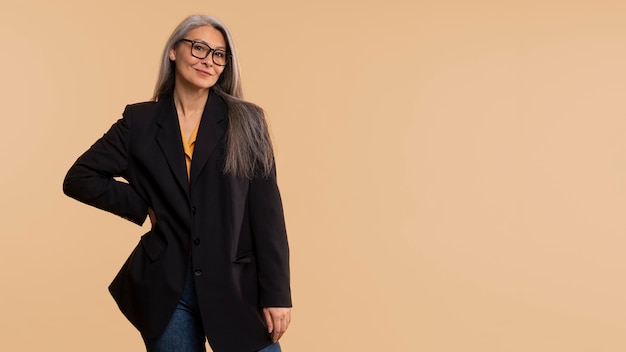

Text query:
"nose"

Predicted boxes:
[[201, 55, 212, 66], [201, 50, 215, 66]]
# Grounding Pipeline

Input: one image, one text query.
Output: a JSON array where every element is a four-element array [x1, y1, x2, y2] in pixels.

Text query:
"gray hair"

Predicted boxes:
[[153, 15, 273, 179]]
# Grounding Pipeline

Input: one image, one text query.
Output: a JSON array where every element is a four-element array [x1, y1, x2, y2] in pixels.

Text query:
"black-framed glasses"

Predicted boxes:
[[180, 39, 230, 66]]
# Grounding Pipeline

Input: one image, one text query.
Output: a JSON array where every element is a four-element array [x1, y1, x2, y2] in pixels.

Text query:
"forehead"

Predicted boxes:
[[186, 26, 226, 48]]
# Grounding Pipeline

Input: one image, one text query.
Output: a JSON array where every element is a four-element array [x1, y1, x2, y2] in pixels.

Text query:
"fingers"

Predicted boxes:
[[263, 308, 274, 334], [263, 307, 291, 342], [274, 310, 290, 342], [271, 315, 282, 342]]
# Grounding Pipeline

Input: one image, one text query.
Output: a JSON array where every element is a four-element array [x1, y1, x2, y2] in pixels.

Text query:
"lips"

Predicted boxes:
[[195, 69, 212, 77]]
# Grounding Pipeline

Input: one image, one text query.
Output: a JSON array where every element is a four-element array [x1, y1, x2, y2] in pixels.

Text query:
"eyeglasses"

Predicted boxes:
[[180, 39, 230, 66]]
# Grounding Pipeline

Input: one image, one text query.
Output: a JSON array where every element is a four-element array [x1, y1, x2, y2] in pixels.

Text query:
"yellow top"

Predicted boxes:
[[180, 122, 200, 181]]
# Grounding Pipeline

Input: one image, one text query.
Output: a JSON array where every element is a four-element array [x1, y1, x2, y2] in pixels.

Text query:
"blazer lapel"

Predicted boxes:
[[190, 90, 227, 185], [155, 97, 190, 196]]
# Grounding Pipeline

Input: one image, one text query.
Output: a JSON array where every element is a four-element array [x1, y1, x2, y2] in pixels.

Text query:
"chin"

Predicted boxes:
[[191, 81, 216, 90]]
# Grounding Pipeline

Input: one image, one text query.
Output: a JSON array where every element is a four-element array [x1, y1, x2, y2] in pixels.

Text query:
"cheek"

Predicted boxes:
[[174, 64, 185, 78], [215, 67, 226, 78], [175, 59, 196, 76]]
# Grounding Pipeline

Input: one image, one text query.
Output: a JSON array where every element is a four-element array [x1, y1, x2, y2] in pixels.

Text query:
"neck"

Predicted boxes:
[[173, 81, 210, 120]]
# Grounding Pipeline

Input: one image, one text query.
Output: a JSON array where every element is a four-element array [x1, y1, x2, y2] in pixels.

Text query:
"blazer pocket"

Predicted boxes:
[[233, 251, 255, 264], [140, 228, 167, 262]]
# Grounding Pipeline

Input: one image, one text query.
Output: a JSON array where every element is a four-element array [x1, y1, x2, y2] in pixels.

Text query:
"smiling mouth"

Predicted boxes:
[[196, 69, 212, 76]]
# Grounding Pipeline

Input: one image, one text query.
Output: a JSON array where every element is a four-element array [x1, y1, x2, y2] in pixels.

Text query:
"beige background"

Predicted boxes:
[[1, 0, 626, 351]]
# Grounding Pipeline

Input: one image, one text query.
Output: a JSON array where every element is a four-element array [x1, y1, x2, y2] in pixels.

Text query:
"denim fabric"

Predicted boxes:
[[142, 267, 282, 352], [143, 267, 206, 352], [257, 342, 282, 352]]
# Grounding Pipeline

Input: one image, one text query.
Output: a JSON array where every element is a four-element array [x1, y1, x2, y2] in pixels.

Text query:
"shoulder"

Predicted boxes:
[[123, 100, 160, 116], [121, 99, 173, 128]]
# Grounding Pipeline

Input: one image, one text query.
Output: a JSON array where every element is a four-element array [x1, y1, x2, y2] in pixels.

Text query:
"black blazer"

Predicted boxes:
[[63, 91, 291, 352]]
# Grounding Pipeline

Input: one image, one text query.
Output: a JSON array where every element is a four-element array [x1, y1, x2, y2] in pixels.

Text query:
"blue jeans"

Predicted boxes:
[[142, 267, 281, 352]]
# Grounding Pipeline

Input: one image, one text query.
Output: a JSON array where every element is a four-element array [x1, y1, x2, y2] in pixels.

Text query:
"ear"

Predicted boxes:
[[169, 47, 176, 61]]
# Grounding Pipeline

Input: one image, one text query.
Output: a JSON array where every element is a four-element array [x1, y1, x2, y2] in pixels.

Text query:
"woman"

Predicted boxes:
[[63, 15, 292, 352]]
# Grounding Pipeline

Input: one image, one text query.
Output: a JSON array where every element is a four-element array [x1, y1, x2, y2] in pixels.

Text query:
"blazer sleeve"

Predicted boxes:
[[248, 166, 292, 308], [63, 106, 148, 225]]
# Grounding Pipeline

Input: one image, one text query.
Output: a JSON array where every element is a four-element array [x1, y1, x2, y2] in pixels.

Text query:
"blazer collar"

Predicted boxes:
[[155, 97, 188, 195], [155, 90, 228, 195], [190, 90, 227, 185]]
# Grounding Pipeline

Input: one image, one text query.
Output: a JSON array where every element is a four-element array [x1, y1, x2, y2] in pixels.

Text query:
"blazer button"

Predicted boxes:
[[193, 237, 200, 245], [191, 206, 197, 215], [194, 268, 203, 276]]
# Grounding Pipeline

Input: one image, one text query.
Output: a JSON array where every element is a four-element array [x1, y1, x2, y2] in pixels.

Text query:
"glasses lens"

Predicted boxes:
[[190, 42, 210, 59], [212, 50, 228, 66]]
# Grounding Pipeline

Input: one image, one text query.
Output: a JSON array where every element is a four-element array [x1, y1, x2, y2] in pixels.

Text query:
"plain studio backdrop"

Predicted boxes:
[[1, 0, 626, 351]]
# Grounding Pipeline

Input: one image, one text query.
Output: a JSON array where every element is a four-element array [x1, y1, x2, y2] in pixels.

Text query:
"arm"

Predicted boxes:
[[63, 107, 148, 225], [248, 167, 292, 341]]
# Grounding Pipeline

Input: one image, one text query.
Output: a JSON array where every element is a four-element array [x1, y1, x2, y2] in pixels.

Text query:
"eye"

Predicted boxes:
[[214, 51, 226, 58], [193, 44, 207, 52]]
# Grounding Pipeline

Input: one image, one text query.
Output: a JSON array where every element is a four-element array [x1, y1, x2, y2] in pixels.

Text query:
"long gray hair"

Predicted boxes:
[[153, 15, 274, 179]]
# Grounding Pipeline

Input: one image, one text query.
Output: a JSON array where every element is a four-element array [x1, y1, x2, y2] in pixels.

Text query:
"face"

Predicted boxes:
[[169, 25, 227, 92]]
